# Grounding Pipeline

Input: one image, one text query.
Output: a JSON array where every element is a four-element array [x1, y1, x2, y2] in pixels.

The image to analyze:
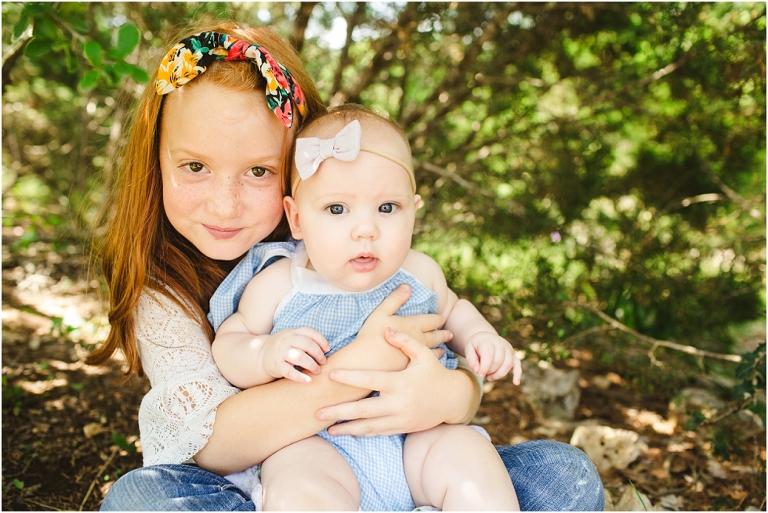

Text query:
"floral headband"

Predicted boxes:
[[293, 120, 416, 196], [156, 31, 307, 128]]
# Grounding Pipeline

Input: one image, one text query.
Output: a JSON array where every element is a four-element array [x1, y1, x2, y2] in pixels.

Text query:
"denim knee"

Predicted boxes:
[[496, 440, 604, 511], [100, 464, 253, 511]]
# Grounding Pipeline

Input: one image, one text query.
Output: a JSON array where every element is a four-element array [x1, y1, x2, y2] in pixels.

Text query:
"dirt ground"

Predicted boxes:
[[2, 231, 766, 511]]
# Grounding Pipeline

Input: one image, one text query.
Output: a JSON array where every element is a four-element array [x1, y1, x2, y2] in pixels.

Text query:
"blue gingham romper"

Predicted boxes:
[[208, 241, 458, 510], [272, 244, 458, 511]]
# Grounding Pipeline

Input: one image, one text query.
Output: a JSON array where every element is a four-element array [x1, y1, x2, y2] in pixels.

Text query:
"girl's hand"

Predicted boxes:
[[260, 328, 330, 383], [316, 328, 470, 436], [358, 284, 452, 350], [464, 332, 522, 384]]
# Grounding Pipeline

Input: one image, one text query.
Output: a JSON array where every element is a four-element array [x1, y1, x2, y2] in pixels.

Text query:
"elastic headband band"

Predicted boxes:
[[292, 120, 415, 196], [156, 31, 307, 128]]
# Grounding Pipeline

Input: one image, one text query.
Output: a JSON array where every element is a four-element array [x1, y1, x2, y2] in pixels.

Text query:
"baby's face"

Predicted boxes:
[[286, 136, 419, 292]]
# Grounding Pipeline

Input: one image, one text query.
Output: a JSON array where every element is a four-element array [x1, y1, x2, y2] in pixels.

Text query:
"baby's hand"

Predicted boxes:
[[260, 328, 330, 383], [464, 332, 522, 384]]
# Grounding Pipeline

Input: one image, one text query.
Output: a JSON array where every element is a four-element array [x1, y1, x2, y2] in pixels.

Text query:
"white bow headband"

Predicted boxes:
[[293, 120, 416, 196]]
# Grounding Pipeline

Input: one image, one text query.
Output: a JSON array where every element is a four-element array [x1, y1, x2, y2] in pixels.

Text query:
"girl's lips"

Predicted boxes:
[[204, 225, 242, 240], [349, 256, 378, 272]]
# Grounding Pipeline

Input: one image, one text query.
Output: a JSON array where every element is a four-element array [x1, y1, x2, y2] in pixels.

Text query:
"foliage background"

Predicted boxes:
[[2, 2, 765, 510]]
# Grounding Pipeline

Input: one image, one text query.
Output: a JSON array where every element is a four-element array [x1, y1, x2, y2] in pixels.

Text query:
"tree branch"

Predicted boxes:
[[695, 149, 765, 222], [420, 161, 525, 215], [565, 301, 743, 363], [330, 2, 366, 103], [291, 2, 317, 54], [2, 27, 32, 95]]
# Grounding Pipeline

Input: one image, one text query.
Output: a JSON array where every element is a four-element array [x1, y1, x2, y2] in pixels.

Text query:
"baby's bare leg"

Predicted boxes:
[[260, 435, 359, 511], [404, 424, 520, 511]]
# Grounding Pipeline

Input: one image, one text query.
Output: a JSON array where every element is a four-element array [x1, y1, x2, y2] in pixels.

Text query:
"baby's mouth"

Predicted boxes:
[[349, 254, 378, 272]]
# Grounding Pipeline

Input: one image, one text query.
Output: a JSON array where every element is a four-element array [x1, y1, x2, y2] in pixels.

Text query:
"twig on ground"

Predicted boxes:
[[565, 302, 743, 363], [24, 499, 64, 511], [79, 446, 118, 511]]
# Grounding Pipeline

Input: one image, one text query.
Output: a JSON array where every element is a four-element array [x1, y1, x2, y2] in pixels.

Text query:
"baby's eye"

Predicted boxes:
[[185, 162, 205, 173], [328, 204, 348, 215], [379, 203, 399, 214], [249, 166, 270, 177]]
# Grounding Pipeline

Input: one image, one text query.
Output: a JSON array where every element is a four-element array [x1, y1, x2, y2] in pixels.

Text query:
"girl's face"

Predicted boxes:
[[284, 139, 419, 292], [159, 81, 286, 261]]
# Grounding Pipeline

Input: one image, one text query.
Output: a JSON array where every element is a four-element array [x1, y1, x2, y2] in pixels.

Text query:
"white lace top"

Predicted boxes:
[[136, 288, 239, 466]]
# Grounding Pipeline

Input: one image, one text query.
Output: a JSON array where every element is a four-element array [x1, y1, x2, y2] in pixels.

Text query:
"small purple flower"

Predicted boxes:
[[550, 231, 561, 243]]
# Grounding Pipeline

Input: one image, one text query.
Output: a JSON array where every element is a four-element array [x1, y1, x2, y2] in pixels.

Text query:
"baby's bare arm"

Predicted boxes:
[[404, 250, 521, 383], [212, 259, 294, 388]]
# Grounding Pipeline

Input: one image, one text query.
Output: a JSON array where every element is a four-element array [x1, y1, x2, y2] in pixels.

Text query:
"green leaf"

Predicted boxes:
[[13, 479, 24, 490], [84, 40, 103, 67], [106, 47, 123, 61], [79, 70, 100, 91], [70, 382, 85, 391], [113, 61, 131, 78], [34, 16, 58, 41], [126, 64, 150, 84], [24, 37, 52, 57], [111, 431, 137, 452], [13, 14, 30, 39], [68, 15, 90, 35], [116, 23, 140, 57]]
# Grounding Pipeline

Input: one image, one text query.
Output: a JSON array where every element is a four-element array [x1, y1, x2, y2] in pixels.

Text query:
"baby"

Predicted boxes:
[[212, 104, 522, 510]]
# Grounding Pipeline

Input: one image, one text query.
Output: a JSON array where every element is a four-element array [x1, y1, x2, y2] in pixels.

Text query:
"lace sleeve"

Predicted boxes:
[[136, 289, 240, 466]]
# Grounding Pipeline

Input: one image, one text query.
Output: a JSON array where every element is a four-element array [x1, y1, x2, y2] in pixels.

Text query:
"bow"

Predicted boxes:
[[294, 120, 362, 179]]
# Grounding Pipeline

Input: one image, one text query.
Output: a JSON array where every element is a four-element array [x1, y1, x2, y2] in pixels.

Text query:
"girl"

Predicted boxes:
[[211, 105, 522, 510], [87, 20, 604, 511]]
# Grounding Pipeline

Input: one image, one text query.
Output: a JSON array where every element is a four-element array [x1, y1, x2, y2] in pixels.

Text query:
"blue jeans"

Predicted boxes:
[[101, 440, 604, 511]]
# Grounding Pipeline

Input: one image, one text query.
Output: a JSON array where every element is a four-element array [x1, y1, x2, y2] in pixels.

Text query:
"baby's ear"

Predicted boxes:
[[283, 196, 304, 240], [414, 194, 424, 210]]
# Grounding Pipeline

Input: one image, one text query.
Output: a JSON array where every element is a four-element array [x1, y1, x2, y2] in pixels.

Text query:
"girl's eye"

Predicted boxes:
[[379, 203, 398, 214], [185, 162, 205, 173], [249, 166, 270, 177], [328, 204, 347, 215]]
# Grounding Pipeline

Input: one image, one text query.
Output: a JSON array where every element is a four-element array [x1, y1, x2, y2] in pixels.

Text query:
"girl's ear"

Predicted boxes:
[[283, 196, 304, 240], [414, 194, 424, 210]]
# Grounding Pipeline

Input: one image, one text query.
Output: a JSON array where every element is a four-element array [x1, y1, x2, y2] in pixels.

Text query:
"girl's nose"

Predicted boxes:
[[207, 176, 242, 218]]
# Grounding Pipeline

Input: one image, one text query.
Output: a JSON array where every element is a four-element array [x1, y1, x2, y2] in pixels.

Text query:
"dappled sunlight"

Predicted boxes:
[[622, 407, 676, 435]]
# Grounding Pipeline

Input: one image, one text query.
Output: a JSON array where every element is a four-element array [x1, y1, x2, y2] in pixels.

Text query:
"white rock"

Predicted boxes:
[[520, 360, 581, 420], [570, 425, 647, 471], [659, 494, 684, 511]]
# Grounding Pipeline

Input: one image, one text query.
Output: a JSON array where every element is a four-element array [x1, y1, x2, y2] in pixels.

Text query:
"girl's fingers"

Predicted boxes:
[[383, 328, 432, 360], [316, 384, 389, 423], [327, 415, 400, 437], [325, 368, 392, 395], [420, 328, 453, 348], [373, 284, 412, 317], [430, 347, 445, 360]]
